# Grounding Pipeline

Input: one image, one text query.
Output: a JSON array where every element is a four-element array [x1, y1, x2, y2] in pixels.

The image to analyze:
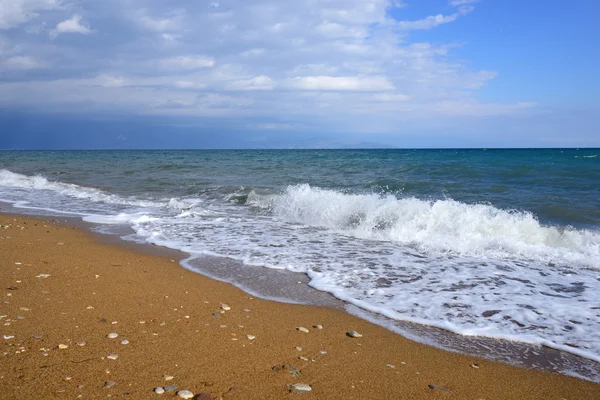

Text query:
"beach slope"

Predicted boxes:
[[1, 214, 598, 399]]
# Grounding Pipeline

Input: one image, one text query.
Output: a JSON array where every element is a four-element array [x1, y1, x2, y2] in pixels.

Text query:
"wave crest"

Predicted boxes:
[[249, 184, 599, 266]]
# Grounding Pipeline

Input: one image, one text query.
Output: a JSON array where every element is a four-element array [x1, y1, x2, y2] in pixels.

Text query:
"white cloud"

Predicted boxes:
[[0, 0, 534, 131], [93, 75, 127, 88], [397, 13, 459, 30], [449, 0, 479, 6], [228, 75, 275, 91], [240, 48, 266, 57], [0, 0, 60, 30], [1, 55, 42, 69], [289, 76, 394, 91], [374, 92, 410, 102], [159, 55, 215, 70], [173, 80, 205, 89], [161, 33, 181, 42], [50, 15, 92, 38], [397, 0, 477, 31], [135, 9, 185, 32]]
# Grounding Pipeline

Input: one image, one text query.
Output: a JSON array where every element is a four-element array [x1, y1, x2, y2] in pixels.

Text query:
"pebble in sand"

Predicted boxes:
[[296, 327, 309, 333], [288, 383, 312, 393], [107, 332, 118, 339], [346, 330, 363, 338], [177, 389, 194, 399]]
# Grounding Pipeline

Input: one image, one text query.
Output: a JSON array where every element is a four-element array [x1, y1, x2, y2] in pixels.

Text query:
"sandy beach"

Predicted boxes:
[[1, 213, 599, 399]]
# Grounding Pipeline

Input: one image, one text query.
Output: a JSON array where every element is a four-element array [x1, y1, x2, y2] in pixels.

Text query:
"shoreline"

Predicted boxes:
[[1, 213, 599, 399], [4, 202, 600, 382]]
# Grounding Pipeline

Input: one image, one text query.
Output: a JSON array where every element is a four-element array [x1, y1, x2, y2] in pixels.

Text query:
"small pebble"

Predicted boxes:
[[313, 324, 323, 329], [247, 335, 256, 340], [346, 330, 363, 338], [154, 387, 165, 394], [107, 332, 119, 339], [164, 385, 178, 391], [288, 383, 312, 393], [471, 363, 480, 369], [163, 375, 174, 381], [296, 327, 309, 333], [428, 384, 452, 393], [221, 304, 231, 311], [58, 344, 68, 349], [106, 354, 118, 360], [104, 381, 116, 388], [295, 347, 302, 351], [32, 334, 42, 339], [76, 341, 86, 346], [386, 364, 396, 369], [121, 339, 129, 345], [177, 389, 194, 399]]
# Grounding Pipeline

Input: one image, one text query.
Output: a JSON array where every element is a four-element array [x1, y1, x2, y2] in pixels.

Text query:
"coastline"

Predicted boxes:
[[1, 213, 599, 399], [6, 201, 600, 382]]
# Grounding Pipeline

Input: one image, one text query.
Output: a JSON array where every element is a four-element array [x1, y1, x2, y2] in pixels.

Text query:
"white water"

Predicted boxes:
[[2, 170, 600, 364]]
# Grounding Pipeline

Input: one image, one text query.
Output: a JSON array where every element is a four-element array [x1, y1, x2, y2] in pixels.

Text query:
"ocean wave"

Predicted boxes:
[[248, 184, 600, 267], [0, 169, 163, 208]]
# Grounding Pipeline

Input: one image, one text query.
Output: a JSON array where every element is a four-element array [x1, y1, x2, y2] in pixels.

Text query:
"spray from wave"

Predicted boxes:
[[247, 184, 600, 268]]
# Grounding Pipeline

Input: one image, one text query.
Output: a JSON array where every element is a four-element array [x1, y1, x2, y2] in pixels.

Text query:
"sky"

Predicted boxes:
[[0, 0, 599, 149]]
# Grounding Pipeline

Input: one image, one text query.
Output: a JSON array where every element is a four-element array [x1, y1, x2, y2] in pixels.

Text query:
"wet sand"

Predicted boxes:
[[1, 214, 599, 399]]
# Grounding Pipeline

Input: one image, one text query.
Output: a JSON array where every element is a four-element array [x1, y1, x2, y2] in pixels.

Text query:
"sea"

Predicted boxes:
[[1, 149, 599, 380]]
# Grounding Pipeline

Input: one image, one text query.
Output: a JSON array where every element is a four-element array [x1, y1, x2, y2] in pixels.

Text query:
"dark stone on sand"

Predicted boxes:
[[482, 310, 501, 317], [273, 364, 302, 377], [428, 384, 451, 393]]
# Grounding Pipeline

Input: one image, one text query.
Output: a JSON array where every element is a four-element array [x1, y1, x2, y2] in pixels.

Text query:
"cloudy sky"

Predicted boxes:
[[0, 0, 598, 148]]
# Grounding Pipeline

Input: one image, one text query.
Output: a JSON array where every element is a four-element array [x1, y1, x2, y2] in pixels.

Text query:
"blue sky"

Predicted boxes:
[[0, 0, 598, 148]]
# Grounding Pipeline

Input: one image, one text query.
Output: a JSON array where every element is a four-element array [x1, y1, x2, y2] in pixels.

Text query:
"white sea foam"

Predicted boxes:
[[249, 184, 600, 267], [0, 170, 162, 208]]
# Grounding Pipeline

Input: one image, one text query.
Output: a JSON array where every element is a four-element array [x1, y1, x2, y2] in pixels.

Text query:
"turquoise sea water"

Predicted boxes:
[[1, 149, 599, 365]]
